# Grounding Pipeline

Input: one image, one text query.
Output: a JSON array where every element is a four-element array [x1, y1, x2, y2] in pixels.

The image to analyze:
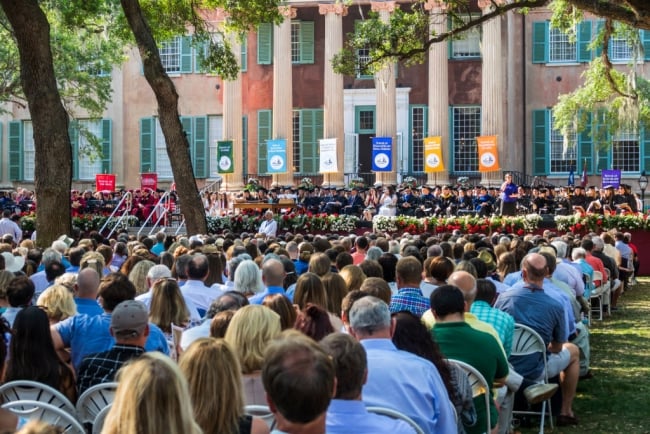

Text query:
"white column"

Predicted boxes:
[[272, 6, 296, 187], [319, 3, 348, 187], [371, 1, 398, 186], [424, 0, 450, 185], [479, 0, 505, 186], [222, 33, 244, 190]]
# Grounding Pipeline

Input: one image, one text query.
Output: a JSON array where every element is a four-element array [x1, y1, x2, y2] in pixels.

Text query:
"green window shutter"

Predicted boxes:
[[8, 121, 23, 181], [642, 30, 650, 61], [577, 21, 592, 62], [594, 20, 604, 58], [140, 118, 155, 173], [299, 21, 314, 64], [181, 36, 193, 73], [101, 119, 112, 174], [240, 36, 248, 72], [448, 106, 454, 171], [578, 112, 593, 174], [257, 23, 273, 65], [242, 115, 248, 175], [257, 110, 272, 174], [299, 109, 323, 173], [532, 22, 549, 64], [642, 126, 650, 174], [69, 121, 79, 180], [532, 109, 549, 175], [192, 116, 208, 178], [194, 40, 207, 73]]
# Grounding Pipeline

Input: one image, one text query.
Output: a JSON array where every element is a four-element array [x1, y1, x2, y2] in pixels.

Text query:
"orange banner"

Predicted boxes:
[[477, 135, 500, 172], [424, 136, 445, 173]]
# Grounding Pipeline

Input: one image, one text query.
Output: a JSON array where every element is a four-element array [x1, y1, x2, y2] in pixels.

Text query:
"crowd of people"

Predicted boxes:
[[0, 219, 638, 433]]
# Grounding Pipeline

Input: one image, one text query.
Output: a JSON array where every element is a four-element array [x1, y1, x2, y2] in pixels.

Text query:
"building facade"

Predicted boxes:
[[1, 1, 649, 191]]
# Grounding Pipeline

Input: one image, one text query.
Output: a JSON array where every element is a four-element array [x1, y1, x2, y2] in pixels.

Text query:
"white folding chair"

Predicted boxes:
[[448, 359, 491, 434], [582, 273, 593, 325], [91, 404, 112, 434], [2, 400, 85, 434], [0, 380, 76, 417], [244, 404, 276, 429], [366, 406, 425, 434], [75, 382, 118, 426], [590, 270, 608, 321], [511, 323, 553, 433]]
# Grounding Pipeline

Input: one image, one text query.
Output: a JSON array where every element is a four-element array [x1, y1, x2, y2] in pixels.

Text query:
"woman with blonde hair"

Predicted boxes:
[[224, 305, 281, 405], [149, 278, 190, 335], [307, 252, 331, 277], [293, 272, 342, 331], [80, 251, 106, 277], [102, 352, 202, 434], [128, 259, 155, 296], [338, 265, 367, 292], [179, 338, 269, 434], [36, 284, 76, 324]]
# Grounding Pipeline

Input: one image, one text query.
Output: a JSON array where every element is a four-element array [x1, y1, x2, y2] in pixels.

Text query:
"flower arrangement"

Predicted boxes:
[[401, 176, 418, 189], [298, 177, 314, 191], [348, 177, 366, 189], [244, 178, 260, 193]]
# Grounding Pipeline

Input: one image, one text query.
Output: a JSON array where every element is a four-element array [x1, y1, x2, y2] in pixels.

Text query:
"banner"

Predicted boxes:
[[424, 136, 444, 173], [217, 141, 234, 174], [371, 137, 392, 172], [267, 139, 287, 173], [601, 169, 621, 189], [96, 174, 116, 192], [477, 135, 500, 172], [319, 138, 338, 173], [140, 173, 158, 191]]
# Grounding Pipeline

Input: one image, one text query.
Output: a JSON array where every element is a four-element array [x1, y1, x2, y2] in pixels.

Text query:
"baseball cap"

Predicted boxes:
[[111, 300, 148, 337]]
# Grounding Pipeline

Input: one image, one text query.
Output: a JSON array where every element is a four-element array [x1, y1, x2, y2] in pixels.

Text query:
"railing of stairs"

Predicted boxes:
[[98, 192, 133, 240]]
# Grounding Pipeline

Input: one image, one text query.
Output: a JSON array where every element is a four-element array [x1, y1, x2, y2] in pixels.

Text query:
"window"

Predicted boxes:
[[160, 37, 181, 73], [77, 120, 104, 180], [154, 120, 173, 179], [290, 21, 314, 64], [356, 46, 372, 78], [23, 121, 35, 182], [610, 29, 635, 62], [410, 106, 427, 172], [612, 130, 640, 172], [548, 27, 576, 63], [549, 117, 577, 173], [451, 106, 481, 173], [292, 109, 323, 174], [357, 109, 374, 133], [450, 15, 481, 59]]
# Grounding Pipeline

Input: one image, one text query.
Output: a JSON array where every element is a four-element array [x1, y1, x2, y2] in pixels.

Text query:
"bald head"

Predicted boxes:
[[76, 268, 100, 298], [521, 253, 547, 285], [447, 271, 477, 306], [262, 258, 285, 287]]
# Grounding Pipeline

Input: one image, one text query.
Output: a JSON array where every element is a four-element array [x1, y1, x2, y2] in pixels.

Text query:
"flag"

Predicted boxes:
[[477, 135, 500, 172], [319, 138, 338, 173], [217, 141, 234, 174], [267, 139, 287, 173], [580, 160, 588, 187], [424, 137, 444, 173], [568, 167, 575, 186], [371, 137, 393, 172]]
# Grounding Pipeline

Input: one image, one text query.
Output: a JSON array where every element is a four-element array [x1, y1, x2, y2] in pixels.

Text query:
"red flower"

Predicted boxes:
[[517, 229, 525, 236]]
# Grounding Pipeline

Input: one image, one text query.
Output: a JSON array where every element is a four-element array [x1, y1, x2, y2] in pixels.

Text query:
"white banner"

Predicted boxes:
[[319, 138, 338, 173]]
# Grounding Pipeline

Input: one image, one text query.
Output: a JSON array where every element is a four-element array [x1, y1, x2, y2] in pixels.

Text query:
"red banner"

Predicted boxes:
[[141, 173, 158, 191], [95, 174, 116, 192]]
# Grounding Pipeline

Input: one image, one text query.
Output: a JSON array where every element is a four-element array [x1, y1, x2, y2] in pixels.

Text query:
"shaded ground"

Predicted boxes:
[[521, 277, 650, 433]]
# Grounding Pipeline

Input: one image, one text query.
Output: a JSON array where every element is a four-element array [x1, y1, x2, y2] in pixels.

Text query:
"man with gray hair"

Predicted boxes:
[[551, 239, 585, 298], [30, 247, 64, 296], [348, 296, 456, 434]]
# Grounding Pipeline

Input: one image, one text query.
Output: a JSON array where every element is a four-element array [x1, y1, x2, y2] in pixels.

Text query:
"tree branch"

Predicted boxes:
[[601, 18, 637, 100], [567, 0, 650, 30]]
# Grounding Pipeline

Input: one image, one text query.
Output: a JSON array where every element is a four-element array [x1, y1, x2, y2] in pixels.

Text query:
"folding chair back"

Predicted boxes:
[[245, 404, 276, 429], [2, 400, 85, 434], [75, 382, 118, 425], [0, 380, 76, 417], [366, 406, 426, 434], [448, 359, 491, 434]]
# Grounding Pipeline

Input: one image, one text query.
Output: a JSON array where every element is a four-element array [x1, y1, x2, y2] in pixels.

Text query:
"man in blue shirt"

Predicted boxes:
[[349, 296, 456, 434], [249, 258, 291, 304], [321, 333, 415, 434], [389, 256, 429, 318], [73, 268, 103, 316], [52, 272, 169, 371]]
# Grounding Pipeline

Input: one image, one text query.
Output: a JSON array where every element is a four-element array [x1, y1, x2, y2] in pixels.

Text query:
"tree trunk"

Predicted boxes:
[[0, 0, 72, 247], [120, 0, 207, 236]]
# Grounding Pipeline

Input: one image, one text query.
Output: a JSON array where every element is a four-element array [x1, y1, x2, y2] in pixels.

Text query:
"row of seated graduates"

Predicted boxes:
[[523, 184, 639, 216], [70, 188, 168, 218], [0, 190, 35, 213]]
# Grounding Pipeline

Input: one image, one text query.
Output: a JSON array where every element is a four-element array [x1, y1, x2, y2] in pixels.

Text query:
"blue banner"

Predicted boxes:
[[267, 139, 287, 173], [371, 137, 392, 172], [601, 169, 621, 189]]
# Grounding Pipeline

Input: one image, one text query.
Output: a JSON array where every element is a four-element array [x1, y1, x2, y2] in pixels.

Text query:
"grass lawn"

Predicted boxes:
[[521, 277, 650, 433]]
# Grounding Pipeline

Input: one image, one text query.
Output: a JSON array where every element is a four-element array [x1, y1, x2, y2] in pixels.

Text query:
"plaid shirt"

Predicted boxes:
[[76, 344, 145, 395], [389, 287, 430, 318], [470, 300, 515, 357]]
